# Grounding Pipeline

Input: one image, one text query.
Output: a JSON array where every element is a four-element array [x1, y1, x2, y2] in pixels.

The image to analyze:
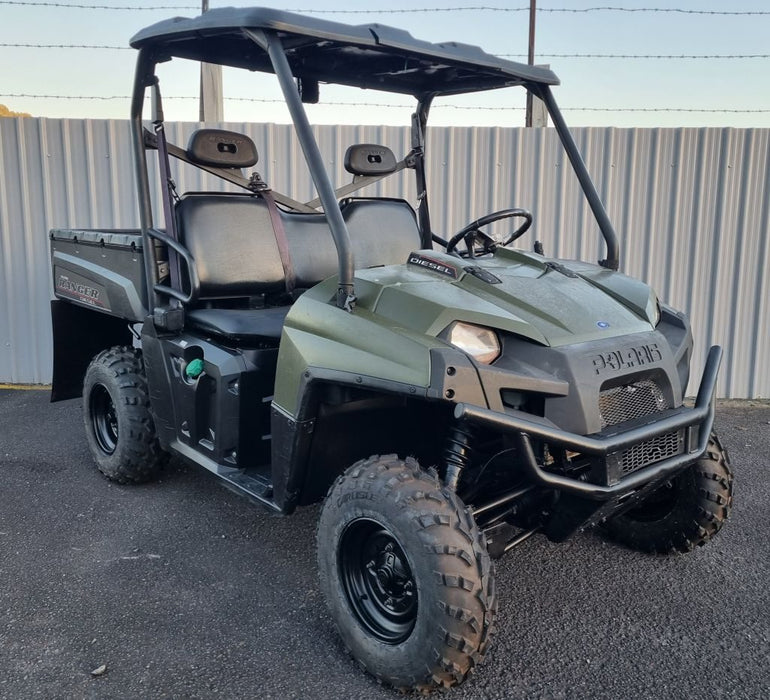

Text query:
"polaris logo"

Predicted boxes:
[[591, 343, 663, 375]]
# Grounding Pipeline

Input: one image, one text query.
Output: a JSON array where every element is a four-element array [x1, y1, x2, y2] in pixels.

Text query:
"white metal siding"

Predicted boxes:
[[0, 119, 767, 397]]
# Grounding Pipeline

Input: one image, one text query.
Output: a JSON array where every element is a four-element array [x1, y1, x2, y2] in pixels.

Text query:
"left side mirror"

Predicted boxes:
[[298, 77, 319, 104]]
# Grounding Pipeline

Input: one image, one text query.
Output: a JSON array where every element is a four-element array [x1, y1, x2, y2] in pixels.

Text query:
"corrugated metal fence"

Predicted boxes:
[[0, 118, 768, 397]]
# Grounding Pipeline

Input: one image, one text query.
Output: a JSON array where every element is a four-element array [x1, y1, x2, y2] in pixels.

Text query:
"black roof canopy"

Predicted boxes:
[[130, 6, 559, 97]]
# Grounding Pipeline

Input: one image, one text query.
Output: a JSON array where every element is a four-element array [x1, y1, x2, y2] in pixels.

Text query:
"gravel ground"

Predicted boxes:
[[0, 390, 768, 699]]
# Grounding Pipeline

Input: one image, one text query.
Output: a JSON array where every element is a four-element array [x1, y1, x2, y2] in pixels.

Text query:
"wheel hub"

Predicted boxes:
[[366, 541, 414, 613]]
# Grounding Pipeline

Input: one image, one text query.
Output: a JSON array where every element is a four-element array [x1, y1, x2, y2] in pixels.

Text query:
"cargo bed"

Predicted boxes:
[[50, 229, 148, 321]]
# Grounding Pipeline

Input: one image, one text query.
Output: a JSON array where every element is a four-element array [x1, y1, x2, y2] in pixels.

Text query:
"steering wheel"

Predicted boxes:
[[445, 208, 533, 257]]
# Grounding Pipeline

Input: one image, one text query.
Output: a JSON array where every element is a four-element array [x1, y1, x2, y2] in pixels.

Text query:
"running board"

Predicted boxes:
[[171, 440, 280, 511]]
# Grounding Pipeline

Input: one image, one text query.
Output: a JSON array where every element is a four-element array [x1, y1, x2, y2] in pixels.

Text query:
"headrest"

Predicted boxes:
[[186, 129, 258, 168], [344, 144, 397, 176]]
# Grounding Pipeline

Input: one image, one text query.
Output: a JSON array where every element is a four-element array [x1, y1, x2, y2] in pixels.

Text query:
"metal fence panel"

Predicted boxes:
[[0, 118, 767, 397]]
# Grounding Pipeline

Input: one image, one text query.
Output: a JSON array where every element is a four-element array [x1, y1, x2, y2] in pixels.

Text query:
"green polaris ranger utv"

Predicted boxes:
[[49, 7, 732, 692]]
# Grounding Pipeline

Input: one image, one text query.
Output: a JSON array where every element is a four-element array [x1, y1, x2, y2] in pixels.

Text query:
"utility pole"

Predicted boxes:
[[525, 0, 536, 127], [524, 0, 548, 128], [199, 0, 224, 122]]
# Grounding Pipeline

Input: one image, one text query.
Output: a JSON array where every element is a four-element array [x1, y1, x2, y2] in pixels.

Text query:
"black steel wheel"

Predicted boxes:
[[317, 455, 496, 692], [90, 383, 119, 455], [83, 346, 167, 484], [338, 519, 417, 644], [603, 432, 733, 554]]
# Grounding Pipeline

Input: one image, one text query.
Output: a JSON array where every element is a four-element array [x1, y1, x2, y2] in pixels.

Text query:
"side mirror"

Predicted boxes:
[[298, 77, 319, 104]]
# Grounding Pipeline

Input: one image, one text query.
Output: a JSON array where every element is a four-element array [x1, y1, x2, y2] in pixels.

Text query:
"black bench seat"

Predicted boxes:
[[186, 306, 291, 341], [176, 193, 422, 343]]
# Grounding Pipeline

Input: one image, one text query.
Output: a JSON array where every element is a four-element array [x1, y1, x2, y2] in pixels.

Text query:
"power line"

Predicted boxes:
[[2, 93, 136, 100], [2, 44, 768, 61], [3, 94, 769, 113], [567, 107, 770, 113], [535, 6, 770, 14], [0, 42, 131, 49], [500, 53, 770, 60], [2, 1, 770, 13], [0, 1, 197, 8], [288, 6, 770, 15]]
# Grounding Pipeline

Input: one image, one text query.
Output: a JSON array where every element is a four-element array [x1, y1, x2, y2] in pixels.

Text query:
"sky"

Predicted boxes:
[[1, 1, 769, 128]]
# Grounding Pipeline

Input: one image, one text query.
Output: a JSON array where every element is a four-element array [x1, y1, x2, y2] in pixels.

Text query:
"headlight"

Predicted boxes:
[[645, 291, 661, 327], [446, 322, 501, 364], [647, 296, 661, 326]]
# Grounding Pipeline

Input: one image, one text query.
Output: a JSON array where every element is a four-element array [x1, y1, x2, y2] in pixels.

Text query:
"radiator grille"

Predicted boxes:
[[599, 379, 668, 428], [618, 431, 683, 474], [599, 379, 682, 476]]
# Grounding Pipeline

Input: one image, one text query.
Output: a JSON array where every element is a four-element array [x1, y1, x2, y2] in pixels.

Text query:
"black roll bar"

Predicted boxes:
[[412, 95, 435, 249], [246, 28, 356, 311], [533, 83, 621, 271], [130, 48, 164, 310], [129, 34, 621, 310]]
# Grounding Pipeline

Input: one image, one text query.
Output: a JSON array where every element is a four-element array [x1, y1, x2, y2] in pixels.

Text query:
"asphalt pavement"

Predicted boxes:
[[1, 389, 768, 699]]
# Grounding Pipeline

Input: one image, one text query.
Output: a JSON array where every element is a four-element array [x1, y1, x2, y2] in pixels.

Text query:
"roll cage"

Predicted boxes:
[[128, 6, 620, 313]]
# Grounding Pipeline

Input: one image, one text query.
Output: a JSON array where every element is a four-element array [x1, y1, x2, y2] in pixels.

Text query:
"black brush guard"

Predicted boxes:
[[455, 346, 722, 500]]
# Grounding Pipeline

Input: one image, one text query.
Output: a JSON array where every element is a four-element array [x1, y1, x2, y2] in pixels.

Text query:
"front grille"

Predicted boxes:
[[599, 379, 668, 428], [618, 431, 683, 474], [599, 379, 683, 477]]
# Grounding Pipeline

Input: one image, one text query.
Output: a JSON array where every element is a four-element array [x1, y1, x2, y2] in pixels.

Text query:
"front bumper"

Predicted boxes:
[[455, 345, 721, 501]]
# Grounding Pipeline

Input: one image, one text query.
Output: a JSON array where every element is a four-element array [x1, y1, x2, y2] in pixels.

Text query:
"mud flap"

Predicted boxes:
[[50, 300, 133, 402], [270, 405, 315, 514]]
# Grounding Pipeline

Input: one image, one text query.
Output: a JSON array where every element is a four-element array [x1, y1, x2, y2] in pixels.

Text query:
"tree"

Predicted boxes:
[[0, 104, 32, 118]]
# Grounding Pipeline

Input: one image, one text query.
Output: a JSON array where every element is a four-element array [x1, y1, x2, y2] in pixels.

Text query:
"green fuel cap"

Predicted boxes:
[[186, 358, 204, 379]]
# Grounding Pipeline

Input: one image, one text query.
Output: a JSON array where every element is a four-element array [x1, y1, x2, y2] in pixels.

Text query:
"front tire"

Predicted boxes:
[[83, 346, 167, 484], [603, 433, 733, 554], [317, 455, 496, 692]]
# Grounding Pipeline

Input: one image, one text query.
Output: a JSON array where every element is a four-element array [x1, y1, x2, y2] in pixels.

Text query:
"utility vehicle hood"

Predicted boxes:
[[355, 249, 658, 347]]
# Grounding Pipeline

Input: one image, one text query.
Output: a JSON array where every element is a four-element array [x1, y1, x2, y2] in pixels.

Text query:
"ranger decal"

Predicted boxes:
[[57, 275, 105, 308]]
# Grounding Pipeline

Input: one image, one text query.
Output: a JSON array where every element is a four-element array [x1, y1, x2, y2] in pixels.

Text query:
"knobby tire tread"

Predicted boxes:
[[84, 346, 167, 484], [318, 454, 496, 693], [604, 433, 733, 554]]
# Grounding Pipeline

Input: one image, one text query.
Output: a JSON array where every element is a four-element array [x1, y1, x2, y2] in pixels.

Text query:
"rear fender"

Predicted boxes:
[[50, 300, 134, 402]]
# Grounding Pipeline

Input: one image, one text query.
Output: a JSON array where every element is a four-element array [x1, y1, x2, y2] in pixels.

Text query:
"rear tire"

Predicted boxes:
[[317, 455, 496, 692], [83, 346, 167, 484], [603, 432, 732, 554]]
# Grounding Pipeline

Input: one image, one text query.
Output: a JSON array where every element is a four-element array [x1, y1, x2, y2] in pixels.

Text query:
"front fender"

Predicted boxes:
[[273, 278, 444, 417]]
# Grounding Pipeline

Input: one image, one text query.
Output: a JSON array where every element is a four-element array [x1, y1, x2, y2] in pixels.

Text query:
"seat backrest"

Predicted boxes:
[[176, 194, 284, 298], [345, 198, 423, 268], [176, 194, 422, 298], [284, 198, 422, 288]]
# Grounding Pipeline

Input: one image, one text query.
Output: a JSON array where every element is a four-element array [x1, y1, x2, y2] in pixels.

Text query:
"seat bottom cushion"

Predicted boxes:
[[186, 306, 291, 341]]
